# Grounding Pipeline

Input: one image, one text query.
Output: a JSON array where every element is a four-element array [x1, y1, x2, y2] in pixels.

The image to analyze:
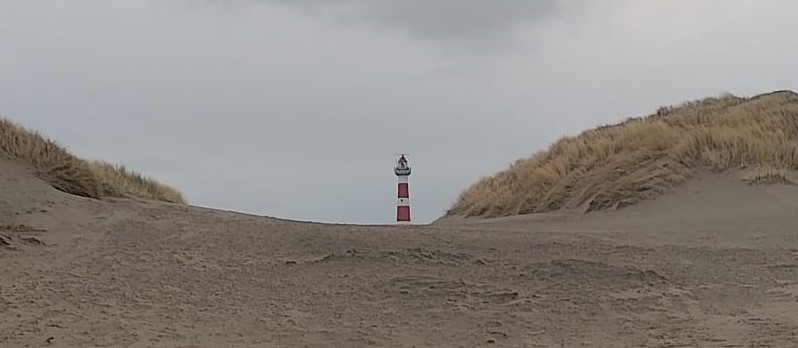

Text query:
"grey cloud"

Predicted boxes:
[[263, 0, 562, 44]]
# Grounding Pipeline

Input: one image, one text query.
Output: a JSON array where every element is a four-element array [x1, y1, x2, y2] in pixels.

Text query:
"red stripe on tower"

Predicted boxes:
[[398, 183, 409, 198], [394, 154, 411, 224]]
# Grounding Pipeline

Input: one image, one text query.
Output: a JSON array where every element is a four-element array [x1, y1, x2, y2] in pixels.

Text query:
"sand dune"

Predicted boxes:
[[4, 156, 798, 347], [448, 90, 798, 219]]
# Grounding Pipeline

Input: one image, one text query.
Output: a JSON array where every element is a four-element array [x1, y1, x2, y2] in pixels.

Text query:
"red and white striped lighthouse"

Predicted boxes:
[[394, 154, 411, 224]]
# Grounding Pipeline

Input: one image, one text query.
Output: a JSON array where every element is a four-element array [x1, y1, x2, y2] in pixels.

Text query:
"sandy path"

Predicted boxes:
[[3, 161, 798, 347]]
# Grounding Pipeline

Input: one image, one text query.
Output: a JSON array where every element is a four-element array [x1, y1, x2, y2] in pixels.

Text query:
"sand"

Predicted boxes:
[[3, 158, 798, 347]]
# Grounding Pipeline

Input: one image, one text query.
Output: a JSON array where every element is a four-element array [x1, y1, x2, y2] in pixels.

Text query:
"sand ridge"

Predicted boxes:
[[3, 158, 798, 347]]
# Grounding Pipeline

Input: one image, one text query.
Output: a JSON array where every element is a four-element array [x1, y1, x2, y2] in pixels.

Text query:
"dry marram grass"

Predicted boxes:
[[0, 117, 186, 204], [742, 166, 791, 185], [88, 161, 185, 203], [448, 90, 798, 218]]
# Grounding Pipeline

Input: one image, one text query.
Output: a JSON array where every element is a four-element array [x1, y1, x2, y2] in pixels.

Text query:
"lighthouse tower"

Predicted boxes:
[[394, 154, 411, 224]]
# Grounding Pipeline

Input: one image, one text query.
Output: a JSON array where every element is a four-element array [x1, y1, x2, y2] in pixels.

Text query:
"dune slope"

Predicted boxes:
[[5, 156, 798, 347], [448, 90, 798, 218], [0, 117, 185, 204]]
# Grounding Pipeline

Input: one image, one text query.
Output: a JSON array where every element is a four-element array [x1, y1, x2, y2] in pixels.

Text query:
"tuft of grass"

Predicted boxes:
[[0, 117, 186, 204], [87, 161, 186, 204], [742, 166, 791, 185], [0, 118, 101, 198], [448, 90, 798, 218]]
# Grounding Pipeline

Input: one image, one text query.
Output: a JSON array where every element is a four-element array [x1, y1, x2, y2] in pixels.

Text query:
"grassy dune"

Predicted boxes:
[[0, 117, 186, 204], [448, 90, 798, 218]]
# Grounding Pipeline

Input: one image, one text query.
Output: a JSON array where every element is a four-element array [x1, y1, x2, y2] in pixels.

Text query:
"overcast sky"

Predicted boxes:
[[2, 0, 798, 224]]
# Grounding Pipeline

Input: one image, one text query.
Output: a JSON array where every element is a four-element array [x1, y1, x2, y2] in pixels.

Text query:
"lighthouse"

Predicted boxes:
[[394, 154, 411, 224]]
